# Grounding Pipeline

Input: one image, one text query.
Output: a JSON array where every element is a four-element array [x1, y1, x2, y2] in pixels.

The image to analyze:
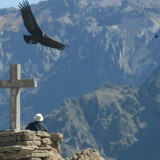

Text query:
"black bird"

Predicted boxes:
[[19, 0, 67, 51], [155, 34, 158, 38]]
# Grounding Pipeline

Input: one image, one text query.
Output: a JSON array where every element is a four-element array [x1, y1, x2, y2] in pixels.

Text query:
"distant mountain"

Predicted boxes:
[[44, 66, 160, 159], [0, 0, 160, 129], [117, 67, 160, 160]]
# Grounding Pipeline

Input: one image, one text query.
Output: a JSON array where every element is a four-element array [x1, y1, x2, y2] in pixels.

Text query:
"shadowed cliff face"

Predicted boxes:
[[44, 67, 160, 159], [44, 85, 139, 159]]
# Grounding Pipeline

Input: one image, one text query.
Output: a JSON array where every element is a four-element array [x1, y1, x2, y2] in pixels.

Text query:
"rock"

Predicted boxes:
[[50, 133, 63, 154], [0, 130, 62, 160], [41, 138, 52, 145], [50, 133, 63, 142], [16, 140, 42, 146], [67, 148, 105, 160], [36, 131, 51, 138]]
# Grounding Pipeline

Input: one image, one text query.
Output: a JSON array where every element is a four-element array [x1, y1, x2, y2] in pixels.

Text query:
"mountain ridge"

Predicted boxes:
[[44, 66, 160, 159]]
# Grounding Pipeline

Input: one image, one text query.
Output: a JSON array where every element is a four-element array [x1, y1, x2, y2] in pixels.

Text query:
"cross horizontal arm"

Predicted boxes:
[[0, 79, 37, 88]]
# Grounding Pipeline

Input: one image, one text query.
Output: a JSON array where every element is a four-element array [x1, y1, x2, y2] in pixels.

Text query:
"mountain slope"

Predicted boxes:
[[0, 0, 160, 129], [44, 84, 140, 159], [22, 0, 160, 115], [44, 67, 160, 159]]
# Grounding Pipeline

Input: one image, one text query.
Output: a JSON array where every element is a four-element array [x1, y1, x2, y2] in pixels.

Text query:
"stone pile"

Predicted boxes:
[[0, 130, 105, 160], [65, 148, 105, 160], [0, 130, 62, 160]]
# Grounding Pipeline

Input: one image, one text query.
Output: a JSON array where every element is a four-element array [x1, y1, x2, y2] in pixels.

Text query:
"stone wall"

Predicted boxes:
[[0, 130, 104, 160], [0, 130, 62, 160]]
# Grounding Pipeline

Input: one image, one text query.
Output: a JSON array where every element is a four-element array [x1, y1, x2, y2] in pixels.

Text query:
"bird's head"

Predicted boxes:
[[42, 33, 47, 38]]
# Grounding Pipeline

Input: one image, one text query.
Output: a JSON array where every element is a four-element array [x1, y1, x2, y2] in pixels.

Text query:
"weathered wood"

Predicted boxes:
[[0, 64, 37, 131]]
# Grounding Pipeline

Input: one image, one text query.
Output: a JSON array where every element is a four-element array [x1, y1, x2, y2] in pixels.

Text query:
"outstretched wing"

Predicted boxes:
[[39, 36, 67, 51], [19, 0, 42, 35]]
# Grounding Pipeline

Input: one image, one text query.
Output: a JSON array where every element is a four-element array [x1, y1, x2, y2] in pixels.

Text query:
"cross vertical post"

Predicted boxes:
[[10, 64, 21, 130]]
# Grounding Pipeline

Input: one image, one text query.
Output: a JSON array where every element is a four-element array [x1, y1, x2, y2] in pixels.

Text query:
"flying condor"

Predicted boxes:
[[19, 0, 67, 51]]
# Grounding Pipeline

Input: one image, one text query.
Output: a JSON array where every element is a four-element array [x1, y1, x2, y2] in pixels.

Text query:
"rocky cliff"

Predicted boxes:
[[44, 66, 160, 159]]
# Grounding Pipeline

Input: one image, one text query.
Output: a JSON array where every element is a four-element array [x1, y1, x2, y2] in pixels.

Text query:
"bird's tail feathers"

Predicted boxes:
[[23, 35, 37, 44]]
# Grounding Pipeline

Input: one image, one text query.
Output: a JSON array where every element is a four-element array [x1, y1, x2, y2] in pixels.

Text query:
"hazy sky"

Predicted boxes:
[[0, 0, 44, 9]]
